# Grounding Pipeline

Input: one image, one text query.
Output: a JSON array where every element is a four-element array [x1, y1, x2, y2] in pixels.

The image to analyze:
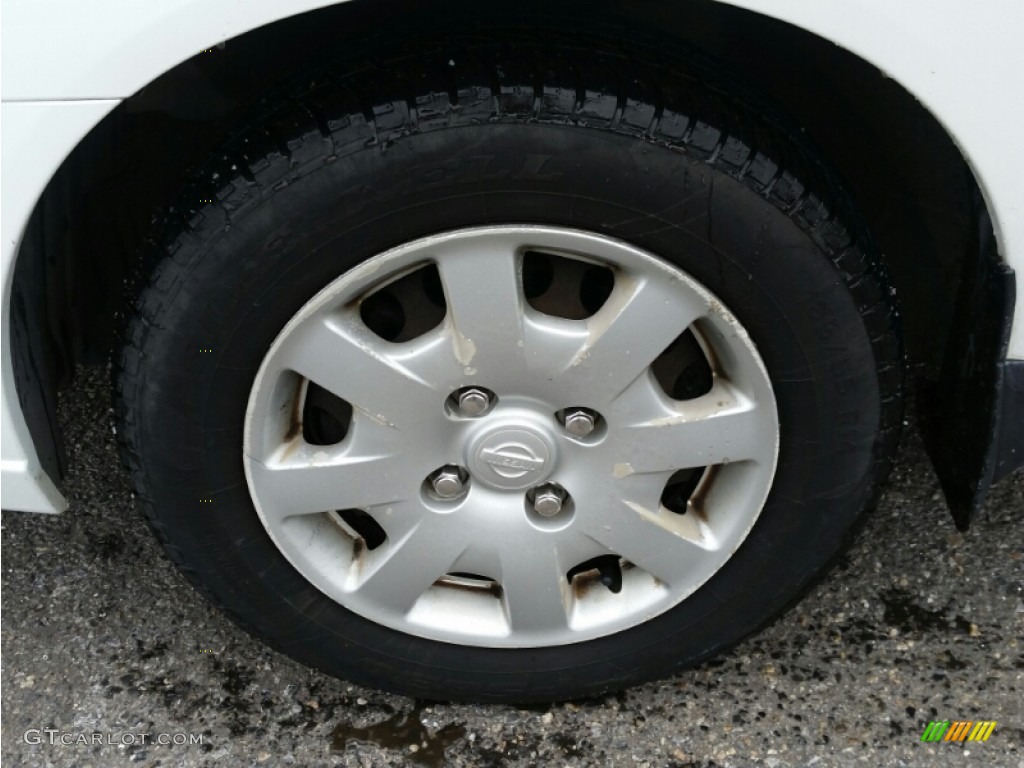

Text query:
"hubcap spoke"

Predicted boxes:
[[278, 313, 450, 429], [498, 542, 572, 632], [616, 384, 769, 473], [353, 516, 470, 615], [249, 447, 410, 521], [553, 274, 708, 405], [436, 237, 526, 376], [578, 491, 720, 587]]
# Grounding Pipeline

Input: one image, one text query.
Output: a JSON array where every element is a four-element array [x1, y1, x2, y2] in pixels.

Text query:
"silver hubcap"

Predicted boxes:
[[243, 226, 778, 647]]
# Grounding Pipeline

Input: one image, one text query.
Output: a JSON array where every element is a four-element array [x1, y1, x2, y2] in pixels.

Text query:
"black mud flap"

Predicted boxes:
[[918, 204, 1021, 530], [992, 362, 1024, 483]]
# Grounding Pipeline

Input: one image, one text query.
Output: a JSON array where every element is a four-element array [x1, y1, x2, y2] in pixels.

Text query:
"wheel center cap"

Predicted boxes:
[[469, 428, 554, 491]]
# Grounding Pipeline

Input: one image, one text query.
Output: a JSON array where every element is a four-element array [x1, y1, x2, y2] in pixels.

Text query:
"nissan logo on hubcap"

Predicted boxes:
[[480, 444, 546, 478], [470, 428, 554, 490]]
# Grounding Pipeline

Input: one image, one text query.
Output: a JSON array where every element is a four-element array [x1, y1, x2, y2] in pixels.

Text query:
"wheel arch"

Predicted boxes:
[[5, 0, 1016, 516]]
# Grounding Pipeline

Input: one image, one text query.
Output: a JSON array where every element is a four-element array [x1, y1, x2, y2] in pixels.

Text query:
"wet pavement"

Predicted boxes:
[[2, 366, 1022, 767]]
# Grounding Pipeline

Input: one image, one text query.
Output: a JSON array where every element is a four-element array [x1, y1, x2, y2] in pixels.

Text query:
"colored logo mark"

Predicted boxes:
[[920, 721, 997, 742]]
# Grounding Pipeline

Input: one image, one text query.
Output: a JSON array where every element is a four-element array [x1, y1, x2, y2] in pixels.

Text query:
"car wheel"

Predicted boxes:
[[116, 31, 902, 702]]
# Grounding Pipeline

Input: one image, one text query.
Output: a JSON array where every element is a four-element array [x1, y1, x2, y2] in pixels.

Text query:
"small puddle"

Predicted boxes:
[[330, 704, 466, 767], [880, 589, 973, 635]]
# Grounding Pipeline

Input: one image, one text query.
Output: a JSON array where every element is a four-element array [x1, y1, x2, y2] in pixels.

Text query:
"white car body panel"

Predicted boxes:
[[2, 0, 1023, 512]]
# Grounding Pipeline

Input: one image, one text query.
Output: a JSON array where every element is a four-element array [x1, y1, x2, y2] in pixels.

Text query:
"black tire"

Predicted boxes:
[[115, 30, 902, 702]]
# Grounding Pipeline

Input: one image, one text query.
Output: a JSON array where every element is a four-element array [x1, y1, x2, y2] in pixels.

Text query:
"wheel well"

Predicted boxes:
[[11, 0, 987, 483]]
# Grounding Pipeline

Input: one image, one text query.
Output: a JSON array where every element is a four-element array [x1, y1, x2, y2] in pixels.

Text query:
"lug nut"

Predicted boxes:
[[431, 466, 465, 498], [457, 387, 491, 417], [563, 408, 597, 437], [533, 484, 566, 517]]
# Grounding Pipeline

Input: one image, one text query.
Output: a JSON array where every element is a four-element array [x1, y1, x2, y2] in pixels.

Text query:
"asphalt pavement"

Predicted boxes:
[[2, 366, 1022, 767]]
